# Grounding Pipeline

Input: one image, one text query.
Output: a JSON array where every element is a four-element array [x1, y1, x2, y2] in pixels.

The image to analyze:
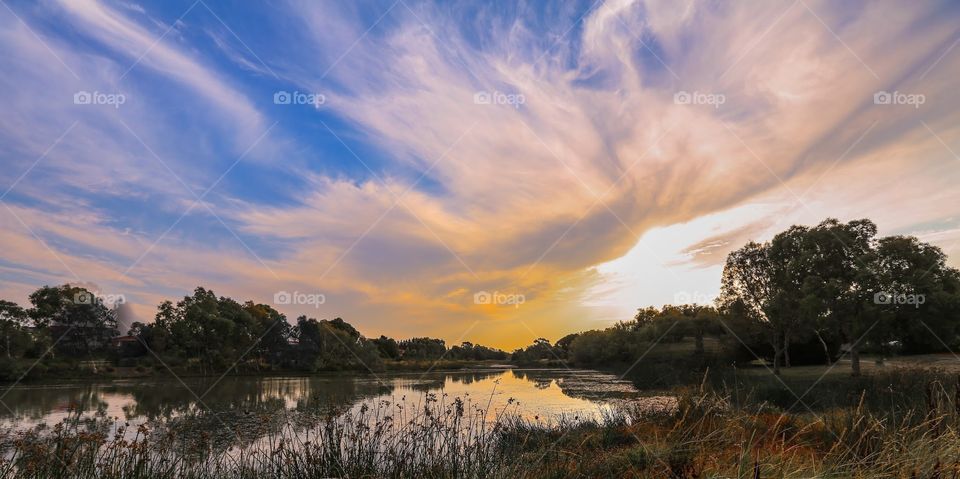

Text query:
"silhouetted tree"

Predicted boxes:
[[0, 300, 29, 359], [28, 285, 117, 356]]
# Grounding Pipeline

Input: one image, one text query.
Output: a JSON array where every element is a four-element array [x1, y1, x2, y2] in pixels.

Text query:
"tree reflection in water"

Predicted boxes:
[[1, 369, 639, 451]]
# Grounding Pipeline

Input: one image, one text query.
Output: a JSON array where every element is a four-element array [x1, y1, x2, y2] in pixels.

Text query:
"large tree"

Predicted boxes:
[[719, 241, 787, 373], [293, 316, 382, 371], [28, 285, 117, 356], [868, 236, 960, 355], [719, 218, 960, 376], [800, 219, 877, 375], [242, 301, 291, 365], [767, 225, 815, 367], [153, 287, 233, 372]]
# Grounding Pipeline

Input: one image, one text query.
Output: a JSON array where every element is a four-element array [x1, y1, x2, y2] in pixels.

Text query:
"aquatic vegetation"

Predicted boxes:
[[3, 368, 960, 478]]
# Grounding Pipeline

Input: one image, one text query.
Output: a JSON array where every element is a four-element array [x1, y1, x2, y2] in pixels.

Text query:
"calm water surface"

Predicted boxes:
[[1, 369, 642, 445]]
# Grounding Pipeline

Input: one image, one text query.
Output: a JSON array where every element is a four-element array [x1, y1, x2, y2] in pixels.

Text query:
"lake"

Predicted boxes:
[[0, 368, 645, 451]]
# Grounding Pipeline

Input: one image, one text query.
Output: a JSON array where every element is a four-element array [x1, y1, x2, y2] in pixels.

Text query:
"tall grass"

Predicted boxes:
[[1, 391, 520, 478], [3, 368, 960, 477]]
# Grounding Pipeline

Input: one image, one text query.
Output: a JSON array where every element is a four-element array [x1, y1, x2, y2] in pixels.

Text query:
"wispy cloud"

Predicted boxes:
[[1, 0, 959, 348]]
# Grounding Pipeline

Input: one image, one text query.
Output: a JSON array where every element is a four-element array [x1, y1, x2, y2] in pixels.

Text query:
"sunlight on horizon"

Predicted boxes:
[[1, 0, 960, 348]]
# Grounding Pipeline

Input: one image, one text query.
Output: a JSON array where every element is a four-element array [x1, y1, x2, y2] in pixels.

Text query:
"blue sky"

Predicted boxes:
[[2, 0, 960, 348]]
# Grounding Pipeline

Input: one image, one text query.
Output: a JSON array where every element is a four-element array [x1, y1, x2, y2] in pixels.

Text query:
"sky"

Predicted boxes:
[[1, 0, 960, 350]]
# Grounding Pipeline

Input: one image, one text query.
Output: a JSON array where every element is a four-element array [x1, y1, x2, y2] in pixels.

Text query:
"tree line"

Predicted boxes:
[[0, 286, 507, 380], [4, 217, 958, 380], [511, 218, 960, 377]]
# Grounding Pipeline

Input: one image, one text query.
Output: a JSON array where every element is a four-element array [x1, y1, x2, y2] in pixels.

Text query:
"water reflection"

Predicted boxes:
[[1, 369, 640, 449]]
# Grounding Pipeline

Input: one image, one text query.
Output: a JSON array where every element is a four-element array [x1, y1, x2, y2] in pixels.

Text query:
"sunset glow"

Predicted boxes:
[[2, 0, 959, 349]]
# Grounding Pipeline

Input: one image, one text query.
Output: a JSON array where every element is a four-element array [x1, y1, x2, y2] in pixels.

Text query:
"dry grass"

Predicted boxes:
[[3, 368, 960, 478]]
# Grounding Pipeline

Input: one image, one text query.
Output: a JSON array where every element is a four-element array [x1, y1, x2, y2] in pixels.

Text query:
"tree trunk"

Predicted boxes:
[[783, 333, 792, 368], [814, 330, 831, 365], [850, 343, 861, 377], [772, 345, 782, 375]]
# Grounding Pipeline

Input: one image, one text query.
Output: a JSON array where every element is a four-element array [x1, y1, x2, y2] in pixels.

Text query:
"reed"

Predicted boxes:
[[3, 368, 960, 478]]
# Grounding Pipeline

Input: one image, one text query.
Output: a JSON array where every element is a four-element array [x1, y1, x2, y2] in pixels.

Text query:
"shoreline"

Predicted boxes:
[[0, 360, 523, 386]]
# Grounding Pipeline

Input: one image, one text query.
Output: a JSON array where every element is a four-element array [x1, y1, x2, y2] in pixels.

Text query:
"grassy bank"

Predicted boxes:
[[3, 367, 960, 478]]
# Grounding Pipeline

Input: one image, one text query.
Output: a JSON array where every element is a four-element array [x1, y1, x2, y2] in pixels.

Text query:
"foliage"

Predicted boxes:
[[505, 217, 960, 381], [0, 301, 31, 359], [720, 218, 960, 375], [397, 337, 447, 360], [289, 316, 383, 371], [511, 338, 564, 362], [26, 285, 117, 357], [447, 342, 509, 361], [511, 305, 725, 369], [0, 285, 507, 380], [371, 335, 401, 359]]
